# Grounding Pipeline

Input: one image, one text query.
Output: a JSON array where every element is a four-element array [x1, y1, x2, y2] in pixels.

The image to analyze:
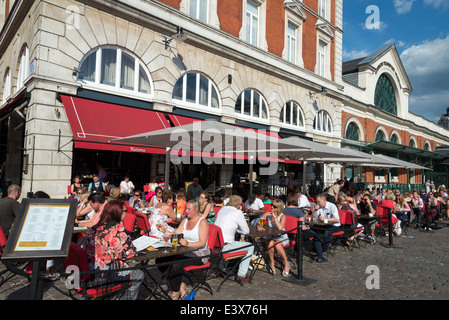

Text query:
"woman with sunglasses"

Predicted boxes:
[[260, 199, 290, 276], [148, 187, 163, 207]]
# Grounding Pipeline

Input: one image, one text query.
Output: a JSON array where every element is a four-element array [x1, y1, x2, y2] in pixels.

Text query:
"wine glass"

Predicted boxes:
[[163, 233, 171, 253]]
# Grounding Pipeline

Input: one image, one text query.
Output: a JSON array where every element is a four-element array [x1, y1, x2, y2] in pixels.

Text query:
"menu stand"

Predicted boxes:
[[1, 198, 77, 300]]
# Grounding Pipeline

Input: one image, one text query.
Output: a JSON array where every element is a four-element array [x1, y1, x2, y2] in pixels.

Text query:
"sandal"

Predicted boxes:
[[268, 264, 276, 275], [282, 264, 290, 277]]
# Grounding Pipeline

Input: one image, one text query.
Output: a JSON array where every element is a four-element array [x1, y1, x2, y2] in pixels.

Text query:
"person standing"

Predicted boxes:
[[187, 178, 202, 200], [0, 184, 21, 238]]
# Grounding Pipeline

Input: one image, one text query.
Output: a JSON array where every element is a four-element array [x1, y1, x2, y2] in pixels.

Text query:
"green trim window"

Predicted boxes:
[[409, 139, 415, 148], [374, 74, 397, 115], [375, 130, 385, 142], [345, 122, 360, 141], [390, 134, 399, 144]]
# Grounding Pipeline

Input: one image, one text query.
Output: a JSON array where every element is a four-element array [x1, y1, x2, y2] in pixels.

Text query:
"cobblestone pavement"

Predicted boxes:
[[1, 225, 449, 301]]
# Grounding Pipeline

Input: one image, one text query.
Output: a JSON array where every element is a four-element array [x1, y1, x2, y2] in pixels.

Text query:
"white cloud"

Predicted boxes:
[[393, 0, 416, 14], [343, 49, 369, 60], [424, 0, 449, 10], [401, 35, 449, 121], [383, 38, 406, 47]]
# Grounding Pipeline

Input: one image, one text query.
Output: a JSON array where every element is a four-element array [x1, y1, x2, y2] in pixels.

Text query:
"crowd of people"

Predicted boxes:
[[1, 171, 449, 301]]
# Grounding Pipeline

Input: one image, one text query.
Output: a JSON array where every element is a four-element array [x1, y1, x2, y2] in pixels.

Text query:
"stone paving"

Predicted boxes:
[[1, 225, 449, 301]]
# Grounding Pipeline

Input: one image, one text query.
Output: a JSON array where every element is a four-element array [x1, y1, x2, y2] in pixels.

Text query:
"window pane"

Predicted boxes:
[[261, 100, 268, 119], [199, 75, 208, 106], [253, 91, 260, 117], [189, 0, 198, 18], [138, 65, 151, 94], [211, 86, 219, 108], [172, 76, 184, 100], [244, 90, 251, 116], [251, 15, 258, 45], [186, 73, 197, 103], [101, 48, 117, 86], [199, 0, 207, 22], [236, 93, 242, 113], [121, 52, 135, 90], [246, 12, 251, 43], [285, 103, 291, 124], [80, 51, 96, 82], [288, 23, 296, 63], [292, 103, 298, 125]]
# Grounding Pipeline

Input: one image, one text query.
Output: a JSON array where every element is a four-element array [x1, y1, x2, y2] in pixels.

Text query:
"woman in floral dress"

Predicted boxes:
[[83, 200, 143, 300]]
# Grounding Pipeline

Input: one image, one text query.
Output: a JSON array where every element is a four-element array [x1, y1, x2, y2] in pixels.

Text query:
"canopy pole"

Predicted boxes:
[[165, 147, 170, 191]]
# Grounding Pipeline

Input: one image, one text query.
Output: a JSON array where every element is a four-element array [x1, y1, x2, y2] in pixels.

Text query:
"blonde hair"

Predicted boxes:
[[272, 199, 284, 214], [338, 194, 348, 203], [228, 195, 243, 208], [385, 190, 395, 201], [187, 199, 201, 213], [109, 187, 121, 199]]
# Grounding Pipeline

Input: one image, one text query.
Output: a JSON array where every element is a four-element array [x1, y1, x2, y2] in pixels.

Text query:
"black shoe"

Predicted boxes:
[[316, 258, 328, 263]]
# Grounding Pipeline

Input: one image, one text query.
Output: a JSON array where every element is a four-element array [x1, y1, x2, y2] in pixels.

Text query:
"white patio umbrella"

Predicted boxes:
[[111, 119, 314, 193]]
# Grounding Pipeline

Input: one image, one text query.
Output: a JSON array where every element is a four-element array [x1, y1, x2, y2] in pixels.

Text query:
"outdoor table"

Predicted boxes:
[[132, 244, 196, 300], [245, 225, 284, 281]]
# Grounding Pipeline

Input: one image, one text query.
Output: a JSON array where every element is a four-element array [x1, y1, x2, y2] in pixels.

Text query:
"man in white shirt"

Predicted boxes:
[[313, 193, 341, 252], [120, 175, 135, 195], [243, 193, 265, 214], [294, 187, 311, 213], [214, 195, 254, 282]]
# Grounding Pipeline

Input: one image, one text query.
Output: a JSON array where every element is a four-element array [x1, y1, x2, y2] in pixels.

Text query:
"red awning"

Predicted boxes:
[[60, 95, 169, 154]]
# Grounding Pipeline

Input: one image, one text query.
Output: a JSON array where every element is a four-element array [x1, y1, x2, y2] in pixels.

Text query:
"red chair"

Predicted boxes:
[[213, 206, 221, 218], [0, 228, 32, 286], [181, 223, 220, 296], [123, 207, 137, 234], [63, 242, 130, 300], [264, 203, 272, 213], [209, 224, 249, 292], [283, 215, 313, 265], [133, 210, 151, 236]]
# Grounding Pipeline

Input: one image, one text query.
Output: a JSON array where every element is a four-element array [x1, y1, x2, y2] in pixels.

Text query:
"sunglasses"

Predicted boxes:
[[272, 205, 278, 209]]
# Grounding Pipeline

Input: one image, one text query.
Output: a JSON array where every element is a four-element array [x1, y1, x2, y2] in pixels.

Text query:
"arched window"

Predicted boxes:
[[424, 142, 431, 151], [375, 130, 386, 142], [374, 73, 397, 115], [172, 72, 220, 109], [313, 110, 332, 133], [345, 122, 360, 141], [235, 89, 268, 120], [17, 45, 29, 92], [280, 101, 304, 128], [409, 139, 415, 148], [390, 133, 399, 144], [78, 46, 152, 95]]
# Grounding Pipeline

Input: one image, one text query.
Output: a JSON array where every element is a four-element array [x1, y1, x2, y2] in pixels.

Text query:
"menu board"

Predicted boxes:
[[15, 204, 70, 251], [2, 198, 78, 261]]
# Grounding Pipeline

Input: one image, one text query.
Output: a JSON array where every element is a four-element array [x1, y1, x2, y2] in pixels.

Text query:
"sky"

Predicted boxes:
[[342, 0, 449, 124]]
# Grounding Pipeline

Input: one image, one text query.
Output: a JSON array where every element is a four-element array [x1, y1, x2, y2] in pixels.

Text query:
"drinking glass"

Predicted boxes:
[[163, 234, 171, 253]]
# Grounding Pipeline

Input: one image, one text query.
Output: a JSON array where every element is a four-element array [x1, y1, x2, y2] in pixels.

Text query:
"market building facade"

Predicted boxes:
[[0, 0, 447, 199]]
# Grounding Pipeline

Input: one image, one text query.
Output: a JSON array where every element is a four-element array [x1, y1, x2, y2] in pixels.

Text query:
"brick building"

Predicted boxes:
[[0, 0, 447, 198]]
